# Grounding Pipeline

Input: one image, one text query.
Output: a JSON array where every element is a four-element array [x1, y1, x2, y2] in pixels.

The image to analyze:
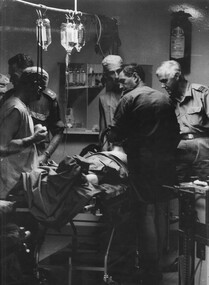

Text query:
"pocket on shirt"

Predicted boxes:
[[186, 106, 203, 126]]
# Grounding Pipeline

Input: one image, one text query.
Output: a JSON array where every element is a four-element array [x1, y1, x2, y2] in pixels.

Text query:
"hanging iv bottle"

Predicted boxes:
[[75, 23, 85, 52], [36, 18, 52, 51], [60, 22, 78, 54]]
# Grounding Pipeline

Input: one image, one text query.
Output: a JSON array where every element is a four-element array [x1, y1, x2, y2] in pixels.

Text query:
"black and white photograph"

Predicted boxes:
[[1, 0, 209, 284]]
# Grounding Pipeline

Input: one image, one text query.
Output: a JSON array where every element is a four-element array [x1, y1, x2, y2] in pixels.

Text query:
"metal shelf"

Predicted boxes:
[[64, 128, 99, 135], [65, 86, 103, 90]]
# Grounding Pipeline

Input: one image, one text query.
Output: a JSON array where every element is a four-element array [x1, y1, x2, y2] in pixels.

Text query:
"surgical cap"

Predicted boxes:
[[0, 73, 9, 93], [19, 66, 49, 89], [102, 55, 123, 72]]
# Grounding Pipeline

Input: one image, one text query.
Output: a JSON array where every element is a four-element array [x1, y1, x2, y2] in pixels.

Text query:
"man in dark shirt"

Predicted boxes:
[[108, 63, 180, 285], [7, 53, 64, 164]]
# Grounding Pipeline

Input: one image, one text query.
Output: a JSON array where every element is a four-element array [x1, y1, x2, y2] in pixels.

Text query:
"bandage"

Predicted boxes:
[[20, 67, 49, 88]]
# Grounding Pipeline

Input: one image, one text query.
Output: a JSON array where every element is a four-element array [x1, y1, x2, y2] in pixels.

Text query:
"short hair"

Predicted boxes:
[[122, 63, 145, 82], [156, 60, 182, 78], [8, 53, 34, 69]]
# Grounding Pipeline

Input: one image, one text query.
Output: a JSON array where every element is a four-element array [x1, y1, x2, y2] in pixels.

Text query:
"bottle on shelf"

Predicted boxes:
[[65, 107, 74, 128], [80, 68, 86, 86], [76, 68, 80, 85], [68, 69, 74, 86], [73, 68, 77, 86]]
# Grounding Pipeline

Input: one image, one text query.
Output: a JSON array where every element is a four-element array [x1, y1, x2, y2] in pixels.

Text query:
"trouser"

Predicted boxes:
[[177, 138, 209, 182], [133, 201, 168, 272]]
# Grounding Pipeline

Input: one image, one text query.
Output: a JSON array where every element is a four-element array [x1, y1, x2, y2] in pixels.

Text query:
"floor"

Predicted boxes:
[[34, 214, 179, 285], [36, 252, 179, 285], [2, 209, 179, 285]]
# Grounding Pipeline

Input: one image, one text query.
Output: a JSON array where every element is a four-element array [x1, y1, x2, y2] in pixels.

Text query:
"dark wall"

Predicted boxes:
[[1, 0, 209, 93], [1, 0, 209, 157]]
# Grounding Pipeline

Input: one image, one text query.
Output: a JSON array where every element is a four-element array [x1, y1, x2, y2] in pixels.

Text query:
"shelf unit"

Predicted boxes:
[[59, 63, 103, 135]]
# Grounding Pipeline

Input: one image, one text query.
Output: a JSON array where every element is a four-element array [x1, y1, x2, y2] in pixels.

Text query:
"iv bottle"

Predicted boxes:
[[36, 18, 52, 51], [170, 11, 192, 74], [60, 22, 78, 54], [75, 23, 85, 52]]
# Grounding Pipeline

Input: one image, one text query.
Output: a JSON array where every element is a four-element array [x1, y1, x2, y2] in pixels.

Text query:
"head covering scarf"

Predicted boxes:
[[19, 66, 49, 89], [102, 55, 123, 72]]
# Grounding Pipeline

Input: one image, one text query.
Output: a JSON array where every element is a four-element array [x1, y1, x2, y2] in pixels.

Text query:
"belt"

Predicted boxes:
[[180, 133, 209, 140]]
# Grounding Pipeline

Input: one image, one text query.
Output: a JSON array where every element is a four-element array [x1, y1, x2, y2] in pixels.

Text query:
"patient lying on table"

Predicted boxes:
[[85, 145, 127, 185], [20, 144, 129, 228]]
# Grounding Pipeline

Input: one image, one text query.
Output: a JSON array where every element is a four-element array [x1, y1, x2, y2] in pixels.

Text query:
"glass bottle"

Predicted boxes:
[[75, 23, 85, 52], [76, 69, 80, 85], [80, 69, 86, 86], [36, 18, 52, 51], [60, 22, 78, 55], [73, 68, 77, 85], [68, 69, 74, 86]]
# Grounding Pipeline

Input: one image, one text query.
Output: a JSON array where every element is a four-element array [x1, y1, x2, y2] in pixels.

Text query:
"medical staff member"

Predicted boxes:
[[108, 63, 180, 285], [99, 55, 123, 150], [156, 60, 209, 182], [0, 67, 48, 199]]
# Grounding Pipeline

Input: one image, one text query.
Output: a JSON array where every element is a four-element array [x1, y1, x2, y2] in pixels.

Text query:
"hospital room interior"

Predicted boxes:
[[1, 0, 209, 284]]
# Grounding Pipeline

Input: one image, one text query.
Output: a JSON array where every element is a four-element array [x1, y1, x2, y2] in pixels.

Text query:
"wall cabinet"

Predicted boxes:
[[56, 63, 153, 159], [59, 63, 153, 136], [59, 63, 103, 135]]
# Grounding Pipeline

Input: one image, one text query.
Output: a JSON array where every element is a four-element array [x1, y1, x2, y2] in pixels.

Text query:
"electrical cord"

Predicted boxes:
[[94, 14, 105, 57]]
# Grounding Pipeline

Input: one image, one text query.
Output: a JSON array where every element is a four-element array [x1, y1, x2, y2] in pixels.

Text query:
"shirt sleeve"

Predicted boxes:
[[201, 87, 209, 118], [99, 97, 107, 132], [47, 99, 65, 136], [111, 96, 131, 140]]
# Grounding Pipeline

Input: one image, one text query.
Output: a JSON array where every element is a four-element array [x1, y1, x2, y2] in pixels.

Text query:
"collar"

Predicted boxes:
[[174, 81, 191, 104], [184, 82, 193, 99]]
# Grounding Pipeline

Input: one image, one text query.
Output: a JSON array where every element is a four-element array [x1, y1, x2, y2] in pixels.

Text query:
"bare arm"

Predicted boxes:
[[38, 131, 63, 164], [0, 109, 47, 156]]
